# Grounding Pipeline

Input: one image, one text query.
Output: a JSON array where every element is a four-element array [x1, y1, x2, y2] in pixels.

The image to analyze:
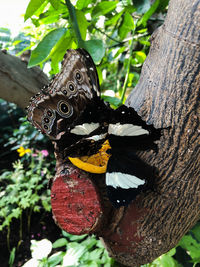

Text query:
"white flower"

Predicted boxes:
[[22, 258, 39, 267], [31, 239, 52, 260], [62, 245, 85, 266]]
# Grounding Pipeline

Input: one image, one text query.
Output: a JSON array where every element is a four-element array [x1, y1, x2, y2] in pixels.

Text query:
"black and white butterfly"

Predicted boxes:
[[27, 48, 160, 208]]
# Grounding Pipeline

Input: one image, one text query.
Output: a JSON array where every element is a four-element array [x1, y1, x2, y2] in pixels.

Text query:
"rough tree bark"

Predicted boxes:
[[0, 0, 200, 266], [0, 50, 49, 109], [106, 0, 200, 265]]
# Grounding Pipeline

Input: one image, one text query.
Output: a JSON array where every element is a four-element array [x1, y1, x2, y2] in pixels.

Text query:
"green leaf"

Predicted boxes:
[[132, 0, 151, 14], [152, 248, 177, 267], [33, 205, 40, 212], [134, 51, 146, 63], [47, 252, 64, 266], [101, 96, 121, 107], [96, 66, 103, 84], [76, 10, 89, 40], [12, 208, 21, 219], [41, 198, 51, 211], [8, 247, 16, 267], [68, 234, 87, 241], [50, 32, 73, 74], [28, 28, 67, 68], [138, 0, 160, 26], [118, 12, 135, 40], [92, 1, 118, 18], [84, 40, 105, 64], [82, 237, 97, 250], [156, 0, 169, 12], [49, 0, 60, 10], [178, 235, 200, 260], [105, 11, 123, 26], [189, 222, 200, 242], [76, 0, 91, 10], [52, 238, 68, 248], [159, 254, 177, 267], [113, 46, 126, 58], [89, 248, 104, 261], [24, 0, 48, 21]]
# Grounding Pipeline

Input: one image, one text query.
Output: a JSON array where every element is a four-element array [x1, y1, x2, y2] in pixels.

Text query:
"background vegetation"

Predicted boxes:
[[0, 0, 200, 266]]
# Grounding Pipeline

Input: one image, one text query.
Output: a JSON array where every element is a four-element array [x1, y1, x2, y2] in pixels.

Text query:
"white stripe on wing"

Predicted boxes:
[[108, 123, 149, 136], [106, 172, 145, 189], [70, 123, 100, 135]]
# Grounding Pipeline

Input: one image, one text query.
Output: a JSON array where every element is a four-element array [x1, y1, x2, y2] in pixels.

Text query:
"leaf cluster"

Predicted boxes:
[[23, 231, 118, 267], [19, 0, 168, 105], [0, 152, 52, 234], [5, 116, 50, 151], [143, 222, 200, 267], [22, 222, 200, 267]]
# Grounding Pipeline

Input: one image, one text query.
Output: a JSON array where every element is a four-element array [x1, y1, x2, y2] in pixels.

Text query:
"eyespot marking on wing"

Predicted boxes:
[[41, 108, 56, 134], [57, 100, 73, 118], [74, 69, 84, 83], [67, 81, 77, 94]]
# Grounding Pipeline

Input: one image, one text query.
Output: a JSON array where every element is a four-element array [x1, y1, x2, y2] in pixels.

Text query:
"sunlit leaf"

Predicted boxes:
[[101, 96, 121, 107], [76, 0, 91, 10], [134, 51, 146, 63], [49, 0, 60, 10], [92, 1, 118, 18], [24, 0, 48, 21], [76, 10, 89, 40], [84, 39, 105, 64], [50, 32, 73, 74], [105, 11, 123, 26], [113, 47, 126, 58], [52, 238, 68, 248], [178, 235, 200, 260], [47, 252, 64, 266], [118, 12, 135, 40], [28, 28, 67, 68]]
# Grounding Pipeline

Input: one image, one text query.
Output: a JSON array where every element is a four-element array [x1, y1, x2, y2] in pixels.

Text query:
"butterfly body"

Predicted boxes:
[[27, 48, 160, 208]]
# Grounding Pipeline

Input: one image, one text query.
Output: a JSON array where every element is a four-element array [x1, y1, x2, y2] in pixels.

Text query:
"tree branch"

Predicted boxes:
[[0, 50, 49, 109]]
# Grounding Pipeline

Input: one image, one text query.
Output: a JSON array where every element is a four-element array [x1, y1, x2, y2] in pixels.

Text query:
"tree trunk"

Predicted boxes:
[[0, 50, 49, 109], [0, 0, 200, 266], [100, 0, 200, 265]]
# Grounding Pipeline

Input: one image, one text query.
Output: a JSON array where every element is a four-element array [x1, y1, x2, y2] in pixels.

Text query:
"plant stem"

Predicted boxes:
[[28, 207, 33, 233], [19, 212, 23, 246], [93, 26, 122, 44], [120, 37, 134, 104], [65, 0, 84, 47], [7, 225, 10, 251]]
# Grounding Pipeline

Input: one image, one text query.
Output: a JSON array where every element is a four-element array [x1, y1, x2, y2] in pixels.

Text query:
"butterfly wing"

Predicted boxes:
[[105, 105, 160, 207], [106, 150, 154, 207], [27, 49, 101, 141]]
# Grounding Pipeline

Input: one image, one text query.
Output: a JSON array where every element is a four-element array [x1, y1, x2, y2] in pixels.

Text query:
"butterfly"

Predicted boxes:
[[27, 48, 160, 208]]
